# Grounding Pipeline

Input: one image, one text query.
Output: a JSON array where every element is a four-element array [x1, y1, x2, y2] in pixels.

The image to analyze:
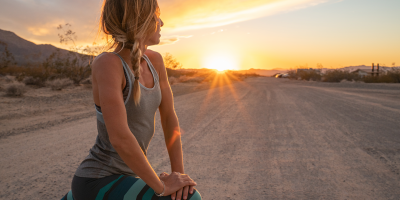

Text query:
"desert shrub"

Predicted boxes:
[[80, 76, 92, 85], [2, 75, 15, 83], [186, 77, 205, 83], [46, 78, 73, 90], [166, 68, 199, 78], [225, 71, 260, 81], [168, 76, 178, 85], [80, 76, 92, 89], [386, 68, 400, 83], [286, 69, 321, 81], [323, 69, 359, 82], [363, 69, 400, 83], [0, 65, 53, 86], [178, 75, 205, 83], [5, 82, 27, 97], [163, 53, 182, 69], [42, 50, 92, 84], [0, 41, 16, 68], [297, 70, 321, 81], [23, 76, 45, 86], [287, 69, 297, 79]]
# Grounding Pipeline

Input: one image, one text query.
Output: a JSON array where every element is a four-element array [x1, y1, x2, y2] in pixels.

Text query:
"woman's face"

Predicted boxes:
[[145, 17, 164, 46]]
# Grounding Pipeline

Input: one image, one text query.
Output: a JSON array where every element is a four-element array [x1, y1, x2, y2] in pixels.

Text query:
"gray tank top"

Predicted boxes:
[[75, 52, 162, 178]]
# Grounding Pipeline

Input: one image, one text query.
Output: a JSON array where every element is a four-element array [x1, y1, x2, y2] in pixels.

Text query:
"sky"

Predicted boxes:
[[0, 0, 399, 70]]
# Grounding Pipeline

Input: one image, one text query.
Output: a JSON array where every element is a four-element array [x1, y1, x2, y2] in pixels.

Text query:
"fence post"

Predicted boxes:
[[372, 63, 375, 77], [377, 63, 380, 76]]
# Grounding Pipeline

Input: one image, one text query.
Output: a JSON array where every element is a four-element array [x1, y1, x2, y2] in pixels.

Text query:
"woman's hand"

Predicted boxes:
[[171, 185, 195, 200], [159, 172, 196, 197]]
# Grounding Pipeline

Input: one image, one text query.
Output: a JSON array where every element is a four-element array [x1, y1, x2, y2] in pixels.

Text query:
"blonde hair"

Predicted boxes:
[[100, 0, 160, 105]]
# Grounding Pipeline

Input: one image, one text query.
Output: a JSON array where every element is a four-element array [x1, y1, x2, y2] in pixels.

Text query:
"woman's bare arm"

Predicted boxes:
[[147, 51, 184, 173], [146, 50, 196, 199]]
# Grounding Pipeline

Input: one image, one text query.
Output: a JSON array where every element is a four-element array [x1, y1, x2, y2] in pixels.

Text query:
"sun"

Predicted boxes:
[[203, 53, 239, 72]]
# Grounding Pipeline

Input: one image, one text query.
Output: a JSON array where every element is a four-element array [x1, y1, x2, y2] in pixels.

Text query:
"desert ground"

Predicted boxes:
[[1, 77, 400, 199]]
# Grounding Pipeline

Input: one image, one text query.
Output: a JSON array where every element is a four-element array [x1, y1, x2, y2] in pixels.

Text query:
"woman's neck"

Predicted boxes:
[[114, 43, 147, 57]]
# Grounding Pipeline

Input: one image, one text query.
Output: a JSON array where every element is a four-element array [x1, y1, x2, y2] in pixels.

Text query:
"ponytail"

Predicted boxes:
[[130, 40, 141, 106]]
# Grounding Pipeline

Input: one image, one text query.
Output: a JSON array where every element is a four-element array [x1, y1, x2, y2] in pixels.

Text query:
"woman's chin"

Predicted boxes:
[[148, 39, 161, 46]]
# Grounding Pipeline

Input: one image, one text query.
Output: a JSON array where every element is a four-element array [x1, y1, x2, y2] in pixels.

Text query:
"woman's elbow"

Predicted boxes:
[[108, 132, 130, 151]]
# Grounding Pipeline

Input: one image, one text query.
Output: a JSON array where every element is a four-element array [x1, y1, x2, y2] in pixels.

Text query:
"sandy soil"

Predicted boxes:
[[1, 77, 400, 199]]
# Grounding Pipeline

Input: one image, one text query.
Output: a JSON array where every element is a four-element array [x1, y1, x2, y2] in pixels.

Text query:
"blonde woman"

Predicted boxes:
[[61, 0, 201, 199]]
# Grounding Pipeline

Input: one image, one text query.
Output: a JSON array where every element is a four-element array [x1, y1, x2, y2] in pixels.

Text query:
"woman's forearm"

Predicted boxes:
[[162, 115, 184, 173], [110, 129, 164, 194]]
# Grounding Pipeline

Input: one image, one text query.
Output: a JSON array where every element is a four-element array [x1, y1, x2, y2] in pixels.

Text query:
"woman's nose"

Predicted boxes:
[[160, 19, 164, 27]]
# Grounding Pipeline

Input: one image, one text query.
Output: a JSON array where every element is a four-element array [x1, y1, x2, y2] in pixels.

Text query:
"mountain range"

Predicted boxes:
[[0, 29, 71, 65]]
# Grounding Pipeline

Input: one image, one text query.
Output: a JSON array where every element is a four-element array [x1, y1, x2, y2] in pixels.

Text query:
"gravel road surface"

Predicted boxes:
[[1, 77, 399, 199]]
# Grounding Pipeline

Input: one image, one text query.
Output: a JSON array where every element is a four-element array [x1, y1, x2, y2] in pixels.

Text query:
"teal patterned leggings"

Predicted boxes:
[[61, 175, 202, 200]]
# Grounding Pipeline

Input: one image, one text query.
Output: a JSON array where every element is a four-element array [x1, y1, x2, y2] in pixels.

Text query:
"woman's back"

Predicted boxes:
[[75, 53, 162, 178]]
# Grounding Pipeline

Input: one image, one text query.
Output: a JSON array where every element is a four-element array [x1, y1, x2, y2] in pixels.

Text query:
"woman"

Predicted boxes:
[[61, 0, 201, 199]]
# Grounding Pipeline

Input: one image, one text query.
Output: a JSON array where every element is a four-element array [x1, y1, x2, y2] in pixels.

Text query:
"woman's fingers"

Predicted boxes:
[[189, 185, 194, 194], [171, 192, 176, 200], [162, 172, 197, 196], [183, 186, 189, 200], [176, 188, 183, 200], [159, 172, 169, 178]]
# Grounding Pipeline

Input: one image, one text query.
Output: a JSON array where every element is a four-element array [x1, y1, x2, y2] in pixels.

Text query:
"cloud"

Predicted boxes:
[[159, 35, 193, 46], [0, 0, 101, 46], [0, 0, 332, 46], [158, 0, 332, 32]]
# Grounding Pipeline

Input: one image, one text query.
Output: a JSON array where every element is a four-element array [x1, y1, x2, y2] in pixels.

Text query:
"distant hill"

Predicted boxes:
[[244, 65, 399, 77], [0, 29, 71, 65]]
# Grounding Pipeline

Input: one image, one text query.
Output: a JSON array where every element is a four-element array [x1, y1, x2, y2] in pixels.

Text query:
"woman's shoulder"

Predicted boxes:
[[92, 52, 122, 66], [92, 52, 123, 72], [144, 50, 165, 71]]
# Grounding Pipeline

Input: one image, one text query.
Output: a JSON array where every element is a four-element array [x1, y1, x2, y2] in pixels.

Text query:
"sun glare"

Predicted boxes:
[[203, 53, 239, 72]]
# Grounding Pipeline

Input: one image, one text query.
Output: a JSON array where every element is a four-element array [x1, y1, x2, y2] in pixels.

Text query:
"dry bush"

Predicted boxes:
[[178, 75, 205, 83], [225, 71, 260, 81], [163, 53, 182, 69], [0, 41, 16, 68], [178, 75, 189, 82], [2, 75, 15, 83], [363, 69, 400, 83], [0, 65, 52, 86], [46, 78, 74, 90], [166, 68, 200, 78], [80, 76, 92, 85], [187, 77, 205, 83], [388, 68, 400, 83], [323, 69, 359, 82], [285, 68, 321, 81], [5, 82, 27, 97], [81, 76, 92, 89], [298, 70, 322, 81], [42, 50, 92, 84], [23, 76, 45, 86], [168, 77, 178, 85], [287, 69, 297, 79]]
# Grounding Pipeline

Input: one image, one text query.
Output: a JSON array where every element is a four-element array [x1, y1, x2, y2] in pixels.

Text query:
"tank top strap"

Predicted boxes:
[[111, 52, 133, 105], [142, 54, 159, 83]]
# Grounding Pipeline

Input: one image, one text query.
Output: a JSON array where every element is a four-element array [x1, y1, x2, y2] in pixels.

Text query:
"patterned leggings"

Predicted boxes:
[[61, 175, 202, 200]]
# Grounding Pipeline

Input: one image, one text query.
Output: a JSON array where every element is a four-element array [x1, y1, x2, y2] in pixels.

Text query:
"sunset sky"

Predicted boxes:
[[1, 0, 399, 70]]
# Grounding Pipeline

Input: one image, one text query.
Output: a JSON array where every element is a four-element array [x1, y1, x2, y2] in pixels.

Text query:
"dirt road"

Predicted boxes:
[[1, 77, 400, 199]]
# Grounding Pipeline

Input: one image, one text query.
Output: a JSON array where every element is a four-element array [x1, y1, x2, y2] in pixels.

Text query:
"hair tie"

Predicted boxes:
[[134, 77, 139, 80], [116, 42, 125, 53]]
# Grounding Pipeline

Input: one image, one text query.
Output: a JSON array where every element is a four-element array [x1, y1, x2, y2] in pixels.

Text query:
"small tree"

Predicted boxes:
[[0, 41, 16, 68], [163, 53, 182, 69], [50, 23, 100, 84]]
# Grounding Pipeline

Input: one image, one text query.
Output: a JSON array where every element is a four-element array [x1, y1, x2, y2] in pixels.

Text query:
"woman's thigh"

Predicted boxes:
[[66, 175, 201, 200]]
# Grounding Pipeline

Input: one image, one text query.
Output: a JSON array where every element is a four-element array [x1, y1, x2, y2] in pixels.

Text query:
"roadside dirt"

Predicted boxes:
[[1, 77, 400, 199]]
